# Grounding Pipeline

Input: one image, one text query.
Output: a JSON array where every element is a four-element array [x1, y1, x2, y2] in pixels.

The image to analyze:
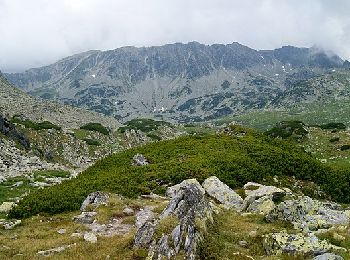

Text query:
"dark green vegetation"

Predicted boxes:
[[265, 121, 308, 140], [80, 123, 109, 135], [11, 116, 61, 131], [319, 122, 346, 130], [118, 119, 171, 133], [9, 125, 350, 218], [83, 138, 101, 146]]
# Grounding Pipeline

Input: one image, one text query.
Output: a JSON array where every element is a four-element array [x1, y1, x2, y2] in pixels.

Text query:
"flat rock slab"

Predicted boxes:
[[202, 176, 243, 210]]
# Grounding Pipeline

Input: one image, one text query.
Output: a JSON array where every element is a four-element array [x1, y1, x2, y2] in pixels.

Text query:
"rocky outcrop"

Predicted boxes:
[[134, 179, 213, 259], [0, 114, 30, 149], [266, 196, 349, 232]]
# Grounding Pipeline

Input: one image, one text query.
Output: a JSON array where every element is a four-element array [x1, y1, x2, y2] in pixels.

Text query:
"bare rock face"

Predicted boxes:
[[80, 191, 109, 212], [202, 176, 243, 210], [134, 179, 213, 260]]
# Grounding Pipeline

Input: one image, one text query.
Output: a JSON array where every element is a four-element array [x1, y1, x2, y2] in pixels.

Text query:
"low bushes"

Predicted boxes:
[[118, 119, 172, 133], [11, 117, 61, 131], [80, 123, 109, 135]]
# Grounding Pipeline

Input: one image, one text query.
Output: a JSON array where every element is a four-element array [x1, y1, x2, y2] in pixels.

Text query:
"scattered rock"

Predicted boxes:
[[2, 219, 21, 230], [37, 244, 76, 257], [83, 232, 97, 243], [202, 176, 243, 210], [73, 212, 97, 224], [132, 154, 149, 166], [88, 218, 133, 237], [123, 207, 134, 216], [57, 229, 66, 235], [239, 240, 249, 248], [263, 231, 345, 256], [80, 191, 109, 212]]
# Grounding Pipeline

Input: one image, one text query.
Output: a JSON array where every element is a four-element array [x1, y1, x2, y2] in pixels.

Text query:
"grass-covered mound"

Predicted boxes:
[[9, 126, 350, 218]]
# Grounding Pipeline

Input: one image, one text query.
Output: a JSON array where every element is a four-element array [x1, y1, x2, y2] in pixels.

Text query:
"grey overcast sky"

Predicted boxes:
[[0, 0, 350, 72]]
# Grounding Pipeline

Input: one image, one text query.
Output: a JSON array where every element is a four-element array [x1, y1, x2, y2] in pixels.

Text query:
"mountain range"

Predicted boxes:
[[4, 42, 350, 123]]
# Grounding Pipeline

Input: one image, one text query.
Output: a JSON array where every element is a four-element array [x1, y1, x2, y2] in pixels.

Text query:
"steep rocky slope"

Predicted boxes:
[[0, 72, 120, 129], [5, 42, 348, 123]]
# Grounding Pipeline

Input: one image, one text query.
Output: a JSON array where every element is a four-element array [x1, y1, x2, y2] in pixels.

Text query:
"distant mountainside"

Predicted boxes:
[[0, 72, 120, 129], [4, 42, 349, 123]]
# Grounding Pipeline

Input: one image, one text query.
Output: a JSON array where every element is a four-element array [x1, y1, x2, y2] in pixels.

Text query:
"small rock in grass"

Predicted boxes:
[[84, 232, 97, 243]]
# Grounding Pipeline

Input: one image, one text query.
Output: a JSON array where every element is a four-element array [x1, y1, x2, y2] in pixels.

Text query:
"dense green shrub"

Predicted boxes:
[[330, 137, 340, 143], [265, 121, 308, 139], [9, 126, 350, 218], [83, 138, 101, 146], [340, 145, 350, 151], [80, 123, 109, 135], [11, 117, 61, 130], [118, 119, 171, 133], [319, 122, 346, 130]]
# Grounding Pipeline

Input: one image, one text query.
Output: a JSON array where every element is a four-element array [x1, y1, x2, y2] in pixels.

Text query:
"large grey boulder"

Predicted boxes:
[[266, 196, 349, 232], [202, 176, 243, 210], [134, 179, 213, 260], [263, 231, 345, 256], [80, 191, 109, 212], [313, 253, 344, 260]]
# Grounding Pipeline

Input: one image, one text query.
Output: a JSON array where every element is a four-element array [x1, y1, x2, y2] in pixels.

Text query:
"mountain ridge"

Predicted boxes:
[[4, 42, 348, 123]]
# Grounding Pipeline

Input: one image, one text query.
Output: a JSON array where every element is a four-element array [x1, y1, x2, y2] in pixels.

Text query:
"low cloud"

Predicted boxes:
[[0, 0, 349, 72]]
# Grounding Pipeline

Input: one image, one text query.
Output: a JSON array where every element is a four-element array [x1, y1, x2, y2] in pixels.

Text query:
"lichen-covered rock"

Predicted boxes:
[[246, 196, 275, 215], [263, 231, 345, 256], [134, 179, 213, 260], [132, 153, 149, 166], [80, 191, 109, 212], [266, 196, 349, 232], [202, 176, 243, 210], [313, 253, 344, 260]]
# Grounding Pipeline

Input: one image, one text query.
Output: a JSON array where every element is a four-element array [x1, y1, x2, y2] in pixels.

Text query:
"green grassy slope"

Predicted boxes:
[[9, 125, 350, 218]]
